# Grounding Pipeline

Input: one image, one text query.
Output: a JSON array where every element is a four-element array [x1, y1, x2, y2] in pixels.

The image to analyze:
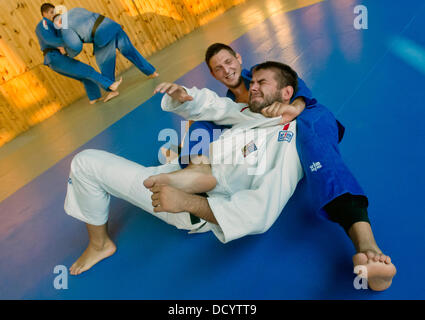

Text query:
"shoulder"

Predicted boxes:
[[36, 19, 50, 33]]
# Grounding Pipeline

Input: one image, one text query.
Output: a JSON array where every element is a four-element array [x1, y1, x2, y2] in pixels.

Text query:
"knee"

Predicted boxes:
[[70, 149, 103, 176]]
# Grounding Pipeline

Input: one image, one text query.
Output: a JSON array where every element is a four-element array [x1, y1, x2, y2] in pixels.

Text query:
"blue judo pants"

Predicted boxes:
[[295, 103, 368, 219], [180, 105, 368, 221], [94, 28, 156, 82], [45, 51, 114, 101]]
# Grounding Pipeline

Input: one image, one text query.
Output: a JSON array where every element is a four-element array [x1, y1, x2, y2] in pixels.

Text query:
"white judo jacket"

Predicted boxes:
[[161, 87, 303, 243]]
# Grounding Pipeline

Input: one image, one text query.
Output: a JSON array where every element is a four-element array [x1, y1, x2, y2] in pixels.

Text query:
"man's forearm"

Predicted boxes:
[[290, 97, 306, 113], [182, 193, 218, 225]]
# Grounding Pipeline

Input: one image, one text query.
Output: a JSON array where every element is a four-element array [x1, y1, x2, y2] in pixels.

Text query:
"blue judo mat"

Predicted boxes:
[[1, 0, 424, 299]]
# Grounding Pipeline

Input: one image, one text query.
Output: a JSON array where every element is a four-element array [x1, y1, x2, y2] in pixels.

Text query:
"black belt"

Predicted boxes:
[[91, 15, 105, 40], [43, 48, 59, 56], [189, 192, 209, 225]]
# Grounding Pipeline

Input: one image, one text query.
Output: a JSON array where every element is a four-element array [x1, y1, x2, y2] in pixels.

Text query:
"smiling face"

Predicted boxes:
[[208, 49, 243, 89]]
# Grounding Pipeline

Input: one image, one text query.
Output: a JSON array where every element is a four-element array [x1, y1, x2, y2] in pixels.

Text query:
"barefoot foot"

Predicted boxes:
[[69, 239, 117, 276], [353, 250, 396, 291], [109, 77, 123, 91], [104, 91, 120, 103], [143, 169, 216, 194], [148, 72, 159, 79], [89, 99, 100, 105]]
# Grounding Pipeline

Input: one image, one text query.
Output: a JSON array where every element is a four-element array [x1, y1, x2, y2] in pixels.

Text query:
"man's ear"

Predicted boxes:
[[281, 86, 294, 102], [236, 53, 242, 65]]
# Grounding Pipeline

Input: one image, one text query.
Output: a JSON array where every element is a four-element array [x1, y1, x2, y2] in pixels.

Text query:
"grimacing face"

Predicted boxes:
[[248, 68, 284, 113], [43, 7, 55, 21], [209, 49, 243, 89]]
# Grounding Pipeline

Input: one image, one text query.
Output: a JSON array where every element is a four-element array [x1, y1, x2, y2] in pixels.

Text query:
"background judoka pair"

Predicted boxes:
[[35, 4, 158, 103]]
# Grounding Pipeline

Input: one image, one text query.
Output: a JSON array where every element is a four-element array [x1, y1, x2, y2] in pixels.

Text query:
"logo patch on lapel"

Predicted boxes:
[[43, 20, 49, 30], [241, 140, 258, 158], [278, 130, 293, 142]]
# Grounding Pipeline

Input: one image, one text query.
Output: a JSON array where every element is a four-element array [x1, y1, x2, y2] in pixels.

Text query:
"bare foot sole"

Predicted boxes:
[[104, 91, 120, 103], [109, 77, 123, 91], [69, 239, 117, 276], [353, 251, 397, 291], [143, 170, 216, 194], [148, 72, 159, 79]]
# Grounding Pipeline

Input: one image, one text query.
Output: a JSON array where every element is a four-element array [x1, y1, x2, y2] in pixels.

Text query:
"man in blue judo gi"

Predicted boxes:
[[156, 43, 396, 291], [52, 6, 159, 102], [35, 3, 122, 104]]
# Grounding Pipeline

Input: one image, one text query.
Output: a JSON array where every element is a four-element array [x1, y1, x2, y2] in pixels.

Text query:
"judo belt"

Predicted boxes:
[[91, 15, 105, 40], [43, 48, 59, 56], [189, 192, 208, 225]]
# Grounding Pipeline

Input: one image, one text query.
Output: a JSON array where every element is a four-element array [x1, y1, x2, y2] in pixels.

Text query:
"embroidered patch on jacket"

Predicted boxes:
[[278, 130, 294, 142], [43, 20, 49, 30], [310, 162, 322, 172], [241, 140, 258, 158]]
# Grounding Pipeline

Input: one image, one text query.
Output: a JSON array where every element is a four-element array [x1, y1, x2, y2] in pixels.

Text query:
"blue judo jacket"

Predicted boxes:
[[35, 18, 65, 65], [59, 8, 122, 58]]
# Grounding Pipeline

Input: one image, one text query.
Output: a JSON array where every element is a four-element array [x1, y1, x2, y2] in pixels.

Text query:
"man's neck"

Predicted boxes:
[[229, 83, 249, 103]]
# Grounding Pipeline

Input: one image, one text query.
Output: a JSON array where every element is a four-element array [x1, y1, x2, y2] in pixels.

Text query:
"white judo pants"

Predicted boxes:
[[64, 149, 207, 231]]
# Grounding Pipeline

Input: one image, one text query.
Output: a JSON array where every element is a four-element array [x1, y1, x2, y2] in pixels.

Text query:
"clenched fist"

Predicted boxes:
[[261, 101, 302, 124]]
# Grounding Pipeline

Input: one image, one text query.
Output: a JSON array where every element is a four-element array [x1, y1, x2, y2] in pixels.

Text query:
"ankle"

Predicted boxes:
[[356, 243, 382, 255], [88, 238, 112, 250]]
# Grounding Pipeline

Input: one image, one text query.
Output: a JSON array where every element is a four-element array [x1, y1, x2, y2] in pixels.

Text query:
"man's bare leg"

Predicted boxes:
[[144, 155, 216, 194], [69, 223, 117, 276], [349, 222, 396, 291]]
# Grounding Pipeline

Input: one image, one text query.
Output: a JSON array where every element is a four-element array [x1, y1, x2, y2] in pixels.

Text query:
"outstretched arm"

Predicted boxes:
[[157, 82, 253, 126]]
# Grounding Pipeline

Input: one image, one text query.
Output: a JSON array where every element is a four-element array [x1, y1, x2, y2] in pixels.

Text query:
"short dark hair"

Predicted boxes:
[[252, 61, 298, 96], [52, 13, 62, 24], [205, 43, 237, 69], [40, 3, 55, 16]]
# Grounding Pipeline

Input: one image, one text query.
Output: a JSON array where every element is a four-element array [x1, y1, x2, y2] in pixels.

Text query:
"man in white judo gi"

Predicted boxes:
[[65, 61, 303, 272]]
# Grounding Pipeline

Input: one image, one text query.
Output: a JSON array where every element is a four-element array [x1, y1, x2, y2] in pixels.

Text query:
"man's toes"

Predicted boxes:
[[353, 252, 368, 266], [143, 177, 155, 188], [379, 254, 387, 263], [365, 250, 376, 261], [384, 256, 392, 264]]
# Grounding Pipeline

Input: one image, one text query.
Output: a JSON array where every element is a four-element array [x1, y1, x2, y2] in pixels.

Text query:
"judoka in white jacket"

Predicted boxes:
[[64, 86, 303, 244]]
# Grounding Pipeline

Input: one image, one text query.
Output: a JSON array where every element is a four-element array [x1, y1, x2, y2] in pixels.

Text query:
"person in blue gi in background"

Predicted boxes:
[[35, 3, 122, 104], [168, 43, 396, 291], [53, 7, 159, 102]]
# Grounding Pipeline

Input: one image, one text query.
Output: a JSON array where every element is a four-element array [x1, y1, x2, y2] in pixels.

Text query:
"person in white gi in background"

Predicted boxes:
[[64, 61, 304, 275]]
